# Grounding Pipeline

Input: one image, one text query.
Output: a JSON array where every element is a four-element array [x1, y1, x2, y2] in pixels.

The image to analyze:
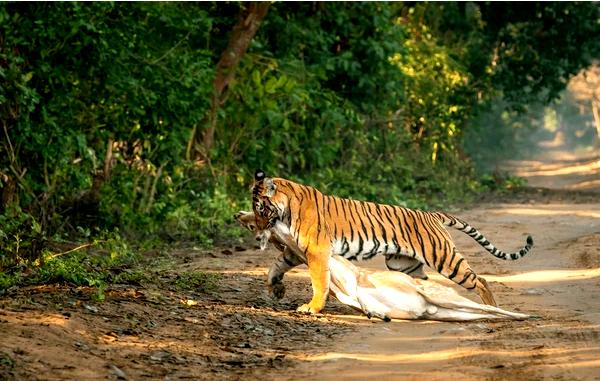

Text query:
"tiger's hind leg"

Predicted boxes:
[[475, 276, 496, 306], [439, 248, 497, 307], [385, 256, 428, 280]]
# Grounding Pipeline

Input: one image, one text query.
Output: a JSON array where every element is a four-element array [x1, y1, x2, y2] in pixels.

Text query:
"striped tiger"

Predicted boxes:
[[235, 210, 531, 321], [251, 170, 533, 313]]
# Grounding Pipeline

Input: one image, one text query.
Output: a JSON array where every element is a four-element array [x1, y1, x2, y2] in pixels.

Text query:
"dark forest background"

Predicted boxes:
[[1, 2, 599, 291]]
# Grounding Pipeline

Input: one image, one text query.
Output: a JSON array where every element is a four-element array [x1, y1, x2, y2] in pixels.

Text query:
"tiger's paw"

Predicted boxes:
[[296, 303, 321, 314], [268, 282, 286, 299]]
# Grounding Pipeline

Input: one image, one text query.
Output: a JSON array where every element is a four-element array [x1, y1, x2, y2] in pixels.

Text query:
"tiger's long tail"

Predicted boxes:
[[434, 212, 533, 260]]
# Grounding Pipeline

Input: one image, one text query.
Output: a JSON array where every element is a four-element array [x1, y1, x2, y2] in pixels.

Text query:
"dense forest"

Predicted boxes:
[[1, 2, 599, 290]]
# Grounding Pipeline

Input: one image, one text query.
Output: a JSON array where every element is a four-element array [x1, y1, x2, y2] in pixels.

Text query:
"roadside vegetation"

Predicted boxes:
[[1, 2, 598, 293]]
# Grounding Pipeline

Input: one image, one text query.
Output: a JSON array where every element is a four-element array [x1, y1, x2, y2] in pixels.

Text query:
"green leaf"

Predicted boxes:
[[251, 69, 261, 87], [264, 77, 278, 94], [22, 72, 34, 83]]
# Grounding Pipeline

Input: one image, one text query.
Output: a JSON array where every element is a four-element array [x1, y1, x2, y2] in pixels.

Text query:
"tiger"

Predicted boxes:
[[251, 170, 534, 314], [235, 210, 531, 322]]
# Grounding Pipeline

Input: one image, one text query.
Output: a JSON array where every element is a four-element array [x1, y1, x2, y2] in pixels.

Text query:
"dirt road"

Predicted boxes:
[[290, 147, 600, 381], [503, 147, 600, 191], [2, 150, 599, 380], [291, 201, 600, 381]]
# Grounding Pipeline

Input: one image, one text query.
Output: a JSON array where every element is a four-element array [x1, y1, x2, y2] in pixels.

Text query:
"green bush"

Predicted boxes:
[[0, 2, 597, 284], [0, 207, 45, 269], [173, 271, 221, 292]]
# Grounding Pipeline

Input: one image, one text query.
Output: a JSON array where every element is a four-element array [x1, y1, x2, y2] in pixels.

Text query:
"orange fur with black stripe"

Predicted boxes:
[[252, 170, 533, 313]]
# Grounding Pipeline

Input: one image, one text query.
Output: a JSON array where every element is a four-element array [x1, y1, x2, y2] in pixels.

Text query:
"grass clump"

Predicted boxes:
[[173, 271, 221, 292]]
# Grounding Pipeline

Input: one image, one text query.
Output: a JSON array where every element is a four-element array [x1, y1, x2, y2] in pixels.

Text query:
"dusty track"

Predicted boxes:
[[291, 202, 600, 381], [2, 149, 600, 380], [293, 146, 600, 380]]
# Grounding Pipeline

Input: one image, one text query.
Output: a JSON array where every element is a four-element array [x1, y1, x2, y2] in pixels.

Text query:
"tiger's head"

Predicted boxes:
[[234, 210, 273, 250], [252, 169, 287, 230]]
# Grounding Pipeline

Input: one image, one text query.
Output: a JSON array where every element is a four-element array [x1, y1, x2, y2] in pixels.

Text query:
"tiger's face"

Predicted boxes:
[[252, 170, 285, 230]]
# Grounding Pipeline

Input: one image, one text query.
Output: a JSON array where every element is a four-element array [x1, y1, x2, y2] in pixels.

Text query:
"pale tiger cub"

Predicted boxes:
[[251, 170, 533, 314]]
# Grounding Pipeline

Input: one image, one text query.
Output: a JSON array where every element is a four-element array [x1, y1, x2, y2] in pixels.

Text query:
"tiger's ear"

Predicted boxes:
[[255, 169, 266, 181], [265, 177, 277, 197]]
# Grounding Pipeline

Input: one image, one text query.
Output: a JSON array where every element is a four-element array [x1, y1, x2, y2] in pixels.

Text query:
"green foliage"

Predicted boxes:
[[479, 173, 528, 192], [215, 2, 484, 207], [0, 2, 215, 236], [112, 269, 149, 286], [0, 1, 597, 286], [0, 230, 137, 294], [173, 271, 220, 292], [0, 207, 45, 269], [258, 2, 408, 115], [36, 253, 102, 287], [0, 272, 20, 292], [391, 4, 479, 162], [411, 3, 600, 107], [479, 2, 600, 106], [0, 352, 15, 370], [100, 164, 247, 245]]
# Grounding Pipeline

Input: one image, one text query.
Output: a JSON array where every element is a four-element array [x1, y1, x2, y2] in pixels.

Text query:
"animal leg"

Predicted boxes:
[[439, 248, 497, 306], [474, 276, 496, 307], [356, 294, 392, 322], [297, 249, 330, 314], [385, 255, 428, 280], [235, 210, 304, 299], [267, 247, 303, 299]]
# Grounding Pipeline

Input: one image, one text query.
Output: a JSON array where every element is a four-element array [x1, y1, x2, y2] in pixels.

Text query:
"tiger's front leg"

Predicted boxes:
[[267, 247, 303, 299], [297, 247, 331, 314]]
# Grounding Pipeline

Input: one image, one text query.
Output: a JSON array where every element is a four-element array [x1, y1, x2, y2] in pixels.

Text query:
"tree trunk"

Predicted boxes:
[[192, 2, 271, 161], [0, 174, 17, 213]]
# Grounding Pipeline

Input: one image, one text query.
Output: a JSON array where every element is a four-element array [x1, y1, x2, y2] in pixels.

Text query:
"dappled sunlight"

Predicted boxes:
[[568, 178, 600, 189], [484, 267, 600, 284], [498, 207, 600, 219], [373, 333, 483, 344], [205, 269, 268, 276], [547, 358, 600, 369], [513, 158, 600, 177], [101, 335, 198, 352], [3, 311, 69, 327], [298, 346, 600, 364], [33, 314, 70, 327]]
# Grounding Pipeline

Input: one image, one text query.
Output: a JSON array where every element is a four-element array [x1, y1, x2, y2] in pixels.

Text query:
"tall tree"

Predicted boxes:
[[191, 2, 271, 162]]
